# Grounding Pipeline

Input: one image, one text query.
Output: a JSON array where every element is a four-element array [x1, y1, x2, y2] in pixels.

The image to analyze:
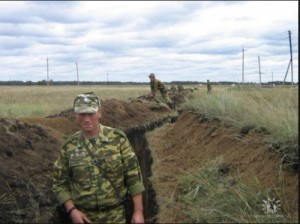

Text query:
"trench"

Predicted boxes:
[[124, 115, 177, 223]]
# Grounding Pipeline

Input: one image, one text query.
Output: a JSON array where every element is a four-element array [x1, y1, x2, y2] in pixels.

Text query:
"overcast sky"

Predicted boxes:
[[0, 1, 298, 83]]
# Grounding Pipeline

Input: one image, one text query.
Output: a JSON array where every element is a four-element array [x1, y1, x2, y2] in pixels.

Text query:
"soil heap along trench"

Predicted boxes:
[[0, 93, 297, 223]]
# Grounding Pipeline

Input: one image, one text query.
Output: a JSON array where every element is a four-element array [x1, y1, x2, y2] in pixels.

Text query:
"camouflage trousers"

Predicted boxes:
[[154, 90, 171, 104], [79, 204, 126, 223]]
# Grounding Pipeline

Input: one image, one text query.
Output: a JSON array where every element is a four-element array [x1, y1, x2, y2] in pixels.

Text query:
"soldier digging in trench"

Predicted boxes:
[[148, 73, 176, 110]]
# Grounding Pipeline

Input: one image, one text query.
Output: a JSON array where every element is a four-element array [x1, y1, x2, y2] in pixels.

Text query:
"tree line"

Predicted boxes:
[[0, 80, 296, 86]]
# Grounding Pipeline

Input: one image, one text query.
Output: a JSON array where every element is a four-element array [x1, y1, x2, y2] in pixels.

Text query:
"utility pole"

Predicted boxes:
[[47, 58, 49, 86], [283, 60, 291, 85], [258, 54, 261, 86], [283, 30, 294, 86], [242, 48, 244, 84], [76, 62, 79, 86], [288, 30, 293, 86], [107, 72, 109, 85]]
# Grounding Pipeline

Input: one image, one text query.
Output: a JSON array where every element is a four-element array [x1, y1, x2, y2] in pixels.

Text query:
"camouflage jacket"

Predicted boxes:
[[52, 125, 145, 210], [150, 79, 167, 94]]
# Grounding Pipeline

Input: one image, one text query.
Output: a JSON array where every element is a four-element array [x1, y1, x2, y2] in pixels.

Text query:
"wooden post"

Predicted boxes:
[[76, 62, 79, 86], [242, 48, 244, 84], [258, 55, 261, 86], [288, 30, 293, 86], [47, 58, 49, 86]]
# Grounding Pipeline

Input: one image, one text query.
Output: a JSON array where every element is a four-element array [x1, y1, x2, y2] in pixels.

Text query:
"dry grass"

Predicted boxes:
[[176, 157, 298, 223], [183, 85, 298, 145], [0, 85, 149, 117]]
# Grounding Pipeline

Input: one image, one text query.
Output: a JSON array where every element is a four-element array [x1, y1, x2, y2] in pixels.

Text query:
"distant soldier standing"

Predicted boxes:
[[170, 84, 177, 93], [207, 79, 212, 93], [52, 92, 145, 223], [177, 84, 184, 92]]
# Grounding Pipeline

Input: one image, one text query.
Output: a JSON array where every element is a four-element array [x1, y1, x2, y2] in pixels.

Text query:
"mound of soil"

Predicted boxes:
[[147, 110, 298, 222], [0, 118, 63, 222], [0, 118, 62, 184]]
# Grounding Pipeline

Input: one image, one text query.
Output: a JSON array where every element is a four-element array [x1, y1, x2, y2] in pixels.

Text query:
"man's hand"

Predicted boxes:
[[70, 209, 91, 224], [131, 210, 144, 224]]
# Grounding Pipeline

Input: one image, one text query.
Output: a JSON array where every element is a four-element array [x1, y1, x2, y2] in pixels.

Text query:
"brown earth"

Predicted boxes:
[[147, 111, 298, 222], [0, 91, 298, 223]]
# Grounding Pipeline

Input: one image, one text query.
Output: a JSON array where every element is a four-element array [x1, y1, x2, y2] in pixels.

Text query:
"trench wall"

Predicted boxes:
[[124, 115, 176, 223]]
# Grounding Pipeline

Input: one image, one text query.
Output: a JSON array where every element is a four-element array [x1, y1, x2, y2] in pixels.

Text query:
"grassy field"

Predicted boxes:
[[0, 84, 297, 145], [0, 85, 150, 117], [183, 85, 298, 145], [181, 84, 298, 177], [0, 85, 297, 145]]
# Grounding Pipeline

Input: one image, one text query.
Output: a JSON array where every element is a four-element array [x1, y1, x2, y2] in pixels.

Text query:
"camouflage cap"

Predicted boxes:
[[148, 73, 155, 78], [74, 92, 100, 113]]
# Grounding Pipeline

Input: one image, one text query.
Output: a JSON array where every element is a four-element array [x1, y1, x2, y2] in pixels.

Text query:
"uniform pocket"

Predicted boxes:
[[69, 159, 92, 189]]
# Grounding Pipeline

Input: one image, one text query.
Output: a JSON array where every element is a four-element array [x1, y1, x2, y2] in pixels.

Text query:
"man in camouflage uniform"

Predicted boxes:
[[177, 84, 184, 92], [207, 79, 212, 93], [52, 92, 145, 223], [148, 73, 175, 110], [170, 84, 177, 93]]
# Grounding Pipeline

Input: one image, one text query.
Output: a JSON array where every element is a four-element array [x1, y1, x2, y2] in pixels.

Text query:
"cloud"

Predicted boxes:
[[0, 1, 298, 83]]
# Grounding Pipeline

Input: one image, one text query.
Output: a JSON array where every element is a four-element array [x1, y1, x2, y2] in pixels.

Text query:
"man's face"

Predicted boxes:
[[149, 77, 155, 81], [76, 110, 102, 134]]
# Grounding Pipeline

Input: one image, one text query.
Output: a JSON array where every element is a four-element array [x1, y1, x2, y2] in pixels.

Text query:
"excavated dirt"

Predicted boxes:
[[0, 91, 298, 223], [147, 111, 298, 222]]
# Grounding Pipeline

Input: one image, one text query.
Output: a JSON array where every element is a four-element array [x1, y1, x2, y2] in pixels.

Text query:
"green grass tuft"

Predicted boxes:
[[176, 157, 298, 223]]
